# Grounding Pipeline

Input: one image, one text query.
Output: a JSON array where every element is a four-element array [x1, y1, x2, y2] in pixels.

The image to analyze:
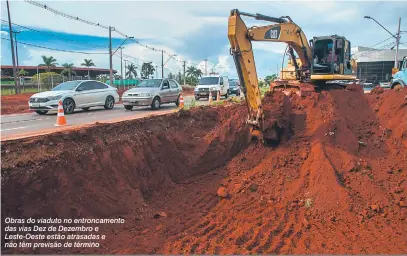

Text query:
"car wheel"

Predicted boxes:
[[175, 95, 180, 107], [35, 110, 48, 115], [225, 92, 229, 98], [63, 98, 75, 114], [104, 96, 115, 110], [82, 107, 90, 111], [124, 105, 133, 110], [151, 97, 160, 110]]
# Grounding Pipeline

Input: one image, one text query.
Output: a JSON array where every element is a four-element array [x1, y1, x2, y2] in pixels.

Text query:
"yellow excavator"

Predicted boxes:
[[228, 9, 356, 143]]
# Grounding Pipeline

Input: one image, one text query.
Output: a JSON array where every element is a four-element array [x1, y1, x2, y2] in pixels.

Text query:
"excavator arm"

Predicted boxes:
[[228, 9, 312, 142]]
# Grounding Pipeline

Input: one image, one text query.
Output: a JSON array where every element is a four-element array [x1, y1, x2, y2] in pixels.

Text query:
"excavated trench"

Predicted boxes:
[[2, 88, 407, 254]]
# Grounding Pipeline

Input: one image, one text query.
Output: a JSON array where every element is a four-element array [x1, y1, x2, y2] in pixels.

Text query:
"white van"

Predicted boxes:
[[194, 75, 229, 100]]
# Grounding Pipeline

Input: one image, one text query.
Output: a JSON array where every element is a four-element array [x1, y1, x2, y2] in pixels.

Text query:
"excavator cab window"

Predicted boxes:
[[312, 39, 334, 74]]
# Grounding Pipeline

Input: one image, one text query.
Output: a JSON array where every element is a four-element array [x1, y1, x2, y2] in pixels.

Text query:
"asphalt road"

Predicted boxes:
[[1, 96, 209, 140]]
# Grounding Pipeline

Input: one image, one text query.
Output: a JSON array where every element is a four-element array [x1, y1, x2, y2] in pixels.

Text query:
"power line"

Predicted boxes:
[[0, 19, 107, 49], [24, 0, 196, 67], [1, 37, 107, 54], [24, 0, 110, 30]]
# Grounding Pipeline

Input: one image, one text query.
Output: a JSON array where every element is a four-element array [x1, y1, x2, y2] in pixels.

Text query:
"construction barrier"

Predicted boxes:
[[54, 100, 68, 126]]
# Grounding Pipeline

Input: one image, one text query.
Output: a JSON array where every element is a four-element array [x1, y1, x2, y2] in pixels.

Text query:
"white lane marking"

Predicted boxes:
[[1, 126, 27, 131]]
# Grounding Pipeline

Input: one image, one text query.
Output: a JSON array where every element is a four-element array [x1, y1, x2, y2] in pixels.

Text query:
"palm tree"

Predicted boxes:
[[61, 63, 76, 80], [126, 63, 138, 79], [141, 62, 155, 79], [81, 59, 95, 78], [38, 56, 58, 72], [195, 68, 203, 78], [186, 66, 197, 78]]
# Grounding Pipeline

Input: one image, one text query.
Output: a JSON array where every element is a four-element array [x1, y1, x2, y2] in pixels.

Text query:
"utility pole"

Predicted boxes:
[[6, 0, 19, 94], [204, 59, 208, 76], [124, 59, 127, 79], [183, 61, 186, 86], [155, 65, 158, 78], [14, 31, 20, 73], [161, 50, 164, 78], [120, 47, 123, 88], [109, 26, 113, 86], [394, 17, 401, 69]]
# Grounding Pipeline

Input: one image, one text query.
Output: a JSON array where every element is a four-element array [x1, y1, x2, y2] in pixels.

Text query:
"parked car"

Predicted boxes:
[[28, 80, 119, 115], [228, 79, 241, 96], [194, 75, 229, 100], [121, 78, 182, 110]]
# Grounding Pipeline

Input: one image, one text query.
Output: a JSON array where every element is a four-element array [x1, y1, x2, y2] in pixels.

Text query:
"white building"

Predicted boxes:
[[351, 46, 407, 82]]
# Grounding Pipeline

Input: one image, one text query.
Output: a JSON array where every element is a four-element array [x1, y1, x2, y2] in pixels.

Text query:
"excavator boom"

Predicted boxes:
[[228, 9, 355, 143]]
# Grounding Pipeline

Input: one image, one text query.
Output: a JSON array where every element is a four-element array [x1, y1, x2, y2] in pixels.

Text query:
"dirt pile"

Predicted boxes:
[[1, 104, 249, 254], [1, 88, 407, 254], [1, 93, 34, 115], [165, 88, 407, 254]]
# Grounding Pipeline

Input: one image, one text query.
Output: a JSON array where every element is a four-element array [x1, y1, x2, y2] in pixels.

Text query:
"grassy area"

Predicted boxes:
[[1, 88, 40, 96], [1, 81, 15, 85], [260, 86, 270, 97]]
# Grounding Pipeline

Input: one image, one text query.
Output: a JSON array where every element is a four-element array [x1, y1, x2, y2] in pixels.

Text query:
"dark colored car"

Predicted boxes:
[[228, 79, 240, 96]]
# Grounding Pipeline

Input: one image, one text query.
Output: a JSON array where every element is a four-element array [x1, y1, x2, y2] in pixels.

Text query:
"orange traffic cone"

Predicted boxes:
[[216, 90, 220, 101], [54, 100, 68, 126], [209, 92, 213, 104], [179, 94, 184, 109]]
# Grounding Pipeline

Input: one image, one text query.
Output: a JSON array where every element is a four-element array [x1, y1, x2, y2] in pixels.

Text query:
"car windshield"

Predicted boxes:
[[137, 79, 162, 88], [51, 81, 82, 91], [229, 80, 238, 87], [198, 77, 219, 85]]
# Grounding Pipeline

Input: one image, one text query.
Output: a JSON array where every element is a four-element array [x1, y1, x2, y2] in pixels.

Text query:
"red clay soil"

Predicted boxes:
[[1, 93, 34, 115], [1, 88, 407, 254]]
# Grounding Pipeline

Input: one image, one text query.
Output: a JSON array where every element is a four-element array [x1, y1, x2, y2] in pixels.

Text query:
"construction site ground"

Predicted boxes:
[[1, 87, 407, 254]]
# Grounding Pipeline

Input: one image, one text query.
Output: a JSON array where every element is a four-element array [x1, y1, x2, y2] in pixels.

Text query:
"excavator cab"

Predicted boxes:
[[310, 35, 353, 82]]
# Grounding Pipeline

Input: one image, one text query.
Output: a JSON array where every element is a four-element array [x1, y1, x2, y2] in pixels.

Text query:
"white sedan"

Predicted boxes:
[[28, 80, 120, 115]]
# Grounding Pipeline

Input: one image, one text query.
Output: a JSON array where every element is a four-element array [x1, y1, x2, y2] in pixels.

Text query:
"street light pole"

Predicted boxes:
[[120, 47, 123, 88], [109, 26, 113, 86], [364, 16, 402, 70], [394, 17, 401, 69], [162, 53, 177, 78]]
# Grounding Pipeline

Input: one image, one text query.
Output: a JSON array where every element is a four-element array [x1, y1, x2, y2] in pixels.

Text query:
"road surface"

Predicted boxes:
[[1, 96, 208, 140]]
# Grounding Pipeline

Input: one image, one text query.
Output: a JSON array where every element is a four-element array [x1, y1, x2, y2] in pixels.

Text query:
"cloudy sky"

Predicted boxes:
[[1, 0, 407, 78]]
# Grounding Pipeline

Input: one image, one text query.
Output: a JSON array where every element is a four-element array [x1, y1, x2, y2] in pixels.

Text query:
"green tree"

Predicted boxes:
[[61, 63, 76, 80], [186, 66, 197, 78], [126, 63, 138, 79], [195, 69, 203, 78], [31, 72, 63, 90], [38, 56, 58, 72], [264, 74, 277, 85], [81, 59, 95, 77], [141, 62, 155, 79], [18, 69, 29, 76], [186, 66, 203, 86]]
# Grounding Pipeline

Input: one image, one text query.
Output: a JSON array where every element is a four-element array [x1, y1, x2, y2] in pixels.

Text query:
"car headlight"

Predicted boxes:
[[210, 87, 217, 91], [138, 93, 151, 97], [46, 95, 62, 101]]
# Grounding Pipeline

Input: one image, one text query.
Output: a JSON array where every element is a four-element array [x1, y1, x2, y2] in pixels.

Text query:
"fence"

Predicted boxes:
[[1, 75, 141, 95]]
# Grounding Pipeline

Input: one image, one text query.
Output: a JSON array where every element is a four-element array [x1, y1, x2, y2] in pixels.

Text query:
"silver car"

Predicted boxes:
[[122, 79, 182, 110], [28, 80, 120, 115]]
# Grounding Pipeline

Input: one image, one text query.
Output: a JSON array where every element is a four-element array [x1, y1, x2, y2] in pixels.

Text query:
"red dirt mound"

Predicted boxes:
[[1, 89, 406, 254], [1, 104, 249, 254], [1, 93, 33, 115], [164, 88, 407, 254]]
